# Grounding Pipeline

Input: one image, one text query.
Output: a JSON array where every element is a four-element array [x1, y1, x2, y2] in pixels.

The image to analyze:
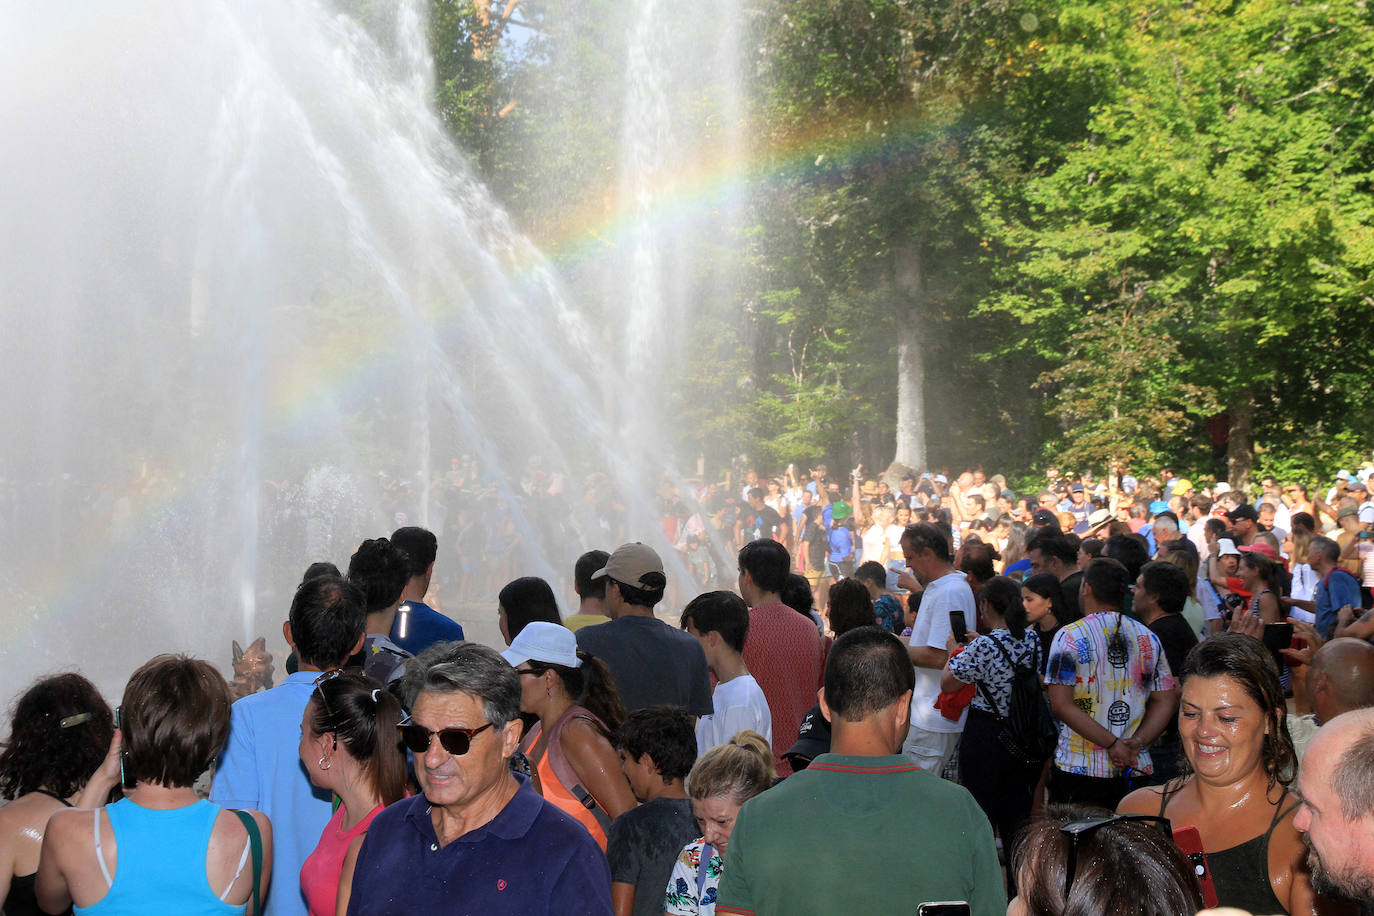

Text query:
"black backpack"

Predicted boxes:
[[974, 635, 1058, 765]]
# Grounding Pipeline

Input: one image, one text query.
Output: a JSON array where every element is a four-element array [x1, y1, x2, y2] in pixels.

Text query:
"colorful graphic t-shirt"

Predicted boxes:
[[1045, 612, 1175, 778], [665, 839, 724, 916]]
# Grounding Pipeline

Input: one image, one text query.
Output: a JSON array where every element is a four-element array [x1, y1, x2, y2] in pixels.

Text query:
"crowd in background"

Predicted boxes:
[[8, 458, 1374, 916]]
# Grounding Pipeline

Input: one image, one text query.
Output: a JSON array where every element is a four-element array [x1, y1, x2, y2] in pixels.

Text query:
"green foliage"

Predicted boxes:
[[1251, 430, 1370, 494], [977, 0, 1374, 480], [420, 0, 1374, 483]]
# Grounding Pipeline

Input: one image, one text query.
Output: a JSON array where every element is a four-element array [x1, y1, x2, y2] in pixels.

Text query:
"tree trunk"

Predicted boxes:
[[471, 0, 521, 61], [1227, 393, 1254, 491], [893, 244, 926, 469]]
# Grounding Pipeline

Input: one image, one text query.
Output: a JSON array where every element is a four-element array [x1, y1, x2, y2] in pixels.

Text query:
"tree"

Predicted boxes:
[[979, 0, 1374, 484]]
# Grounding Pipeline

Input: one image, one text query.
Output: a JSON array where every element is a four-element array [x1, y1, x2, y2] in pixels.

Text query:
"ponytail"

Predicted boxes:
[[981, 576, 1027, 640], [548, 651, 627, 735], [368, 688, 407, 805], [575, 651, 626, 734], [687, 729, 775, 805], [311, 674, 407, 806]]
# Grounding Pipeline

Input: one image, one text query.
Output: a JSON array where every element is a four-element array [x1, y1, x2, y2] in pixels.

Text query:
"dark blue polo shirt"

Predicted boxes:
[[346, 774, 612, 915], [388, 600, 466, 656]]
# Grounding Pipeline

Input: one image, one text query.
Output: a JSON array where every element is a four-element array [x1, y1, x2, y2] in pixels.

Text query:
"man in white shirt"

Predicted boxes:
[[899, 522, 974, 774]]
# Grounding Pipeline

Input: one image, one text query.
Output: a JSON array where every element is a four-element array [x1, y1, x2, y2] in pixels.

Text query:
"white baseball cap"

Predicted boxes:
[[501, 621, 581, 669]]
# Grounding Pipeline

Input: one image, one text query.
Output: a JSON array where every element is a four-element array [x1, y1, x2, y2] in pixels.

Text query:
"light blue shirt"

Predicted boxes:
[[211, 671, 333, 916]]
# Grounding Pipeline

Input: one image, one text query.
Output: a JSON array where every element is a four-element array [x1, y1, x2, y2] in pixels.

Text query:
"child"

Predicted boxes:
[[610, 707, 701, 916], [855, 561, 904, 635], [680, 591, 772, 754], [665, 730, 776, 916]]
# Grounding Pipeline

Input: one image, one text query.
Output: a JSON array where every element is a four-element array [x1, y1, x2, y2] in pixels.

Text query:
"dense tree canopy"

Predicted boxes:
[[419, 0, 1374, 487]]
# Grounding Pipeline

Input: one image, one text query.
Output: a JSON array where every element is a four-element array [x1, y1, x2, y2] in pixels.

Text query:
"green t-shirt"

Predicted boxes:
[[716, 753, 1004, 916]]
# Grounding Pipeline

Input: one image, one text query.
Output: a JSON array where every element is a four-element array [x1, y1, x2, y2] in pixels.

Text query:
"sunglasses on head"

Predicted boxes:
[[312, 669, 347, 746], [1061, 814, 1172, 899], [397, 716, 494, 756]]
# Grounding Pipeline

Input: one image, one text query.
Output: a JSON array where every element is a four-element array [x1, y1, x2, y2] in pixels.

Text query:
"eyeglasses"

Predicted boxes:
[[397, 717, 494, 756], [1061, 814, 1171, 898], [514, 667, 545, 678]]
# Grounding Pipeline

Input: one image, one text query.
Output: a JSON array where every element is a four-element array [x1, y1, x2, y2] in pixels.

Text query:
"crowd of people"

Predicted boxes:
[[7, 459, 1374, 915]]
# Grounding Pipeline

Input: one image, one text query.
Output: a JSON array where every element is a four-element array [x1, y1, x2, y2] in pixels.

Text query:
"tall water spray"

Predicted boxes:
[[0, 0, 748, 704]]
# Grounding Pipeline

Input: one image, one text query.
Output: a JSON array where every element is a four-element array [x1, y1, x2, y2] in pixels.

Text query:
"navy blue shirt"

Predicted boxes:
[[388, 600, 465, 656], [347, 775, 612, 915]]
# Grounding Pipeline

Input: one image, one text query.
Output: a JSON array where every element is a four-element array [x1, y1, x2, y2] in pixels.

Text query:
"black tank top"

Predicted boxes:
[[1160, 781, 1295, 915], [5, 790, 73, 916]]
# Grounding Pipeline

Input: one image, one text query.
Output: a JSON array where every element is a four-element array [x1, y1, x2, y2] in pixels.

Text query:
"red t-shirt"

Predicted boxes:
[[1224, 576, 1253, 600], [742, 602, 829, 775]]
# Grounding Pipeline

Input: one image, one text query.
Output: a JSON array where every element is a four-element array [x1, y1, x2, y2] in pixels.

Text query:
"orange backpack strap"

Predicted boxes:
[[545, 705, 614, 834]]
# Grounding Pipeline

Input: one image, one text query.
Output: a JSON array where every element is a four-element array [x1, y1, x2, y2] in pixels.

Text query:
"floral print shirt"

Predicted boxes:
[[665, 838, 724, 916]]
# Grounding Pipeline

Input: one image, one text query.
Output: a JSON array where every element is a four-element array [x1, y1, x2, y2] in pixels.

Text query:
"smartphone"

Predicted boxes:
[[948, 610, 969, 645], [1171, 825, 1218, 908], [917, 904, 970, 916], [1261, 622, 1295, 673], [1262, 622, 1294, 651], [114, 705, 135, 791]]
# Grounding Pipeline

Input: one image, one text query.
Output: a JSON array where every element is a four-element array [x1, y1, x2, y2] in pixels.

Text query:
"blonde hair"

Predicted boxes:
[[1160, 546, 1200, 601], [686, 730, 776, 804], [1291, 526, 1314, 566]]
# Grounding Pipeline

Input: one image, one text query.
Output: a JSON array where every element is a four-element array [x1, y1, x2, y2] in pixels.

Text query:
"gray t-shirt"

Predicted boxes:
[[607, 797, 698, 916], [576, 615, 713, 715]]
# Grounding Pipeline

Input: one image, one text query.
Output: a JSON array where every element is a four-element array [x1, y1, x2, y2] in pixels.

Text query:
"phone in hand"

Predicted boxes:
[[917, 903, 971, 916], [949, 610, 969, 645], [1262, 622, 1295, 652], [1171, 825, 1217, 908], [114, 705, 135, 791]]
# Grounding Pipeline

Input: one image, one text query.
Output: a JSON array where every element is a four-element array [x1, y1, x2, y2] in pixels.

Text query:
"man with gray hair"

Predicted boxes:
[[1295, 708, 1374, 912], [1284, 535, 1363, 639], [340, 641, 612, 914]]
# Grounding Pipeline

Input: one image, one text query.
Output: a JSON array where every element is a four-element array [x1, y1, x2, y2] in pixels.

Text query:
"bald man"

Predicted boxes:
[[1294, 709, 1374, 911], [1283, 629, 1374, 763], [1229, 612, 1374, 764]]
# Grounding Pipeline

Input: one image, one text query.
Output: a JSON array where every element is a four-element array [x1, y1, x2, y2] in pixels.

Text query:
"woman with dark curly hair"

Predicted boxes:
[[0, 673, 117, 916], [1119, 633, 1338, 914], [37, 655, 272, 915]]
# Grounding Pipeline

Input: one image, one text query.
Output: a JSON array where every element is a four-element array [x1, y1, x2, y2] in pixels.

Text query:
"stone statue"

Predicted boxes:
[[229, 637, 275, 699]]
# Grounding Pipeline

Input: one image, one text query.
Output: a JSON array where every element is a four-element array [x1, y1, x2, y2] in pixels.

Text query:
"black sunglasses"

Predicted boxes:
[[397, 717, 494, 756], [1061, 814, 1171, 898]]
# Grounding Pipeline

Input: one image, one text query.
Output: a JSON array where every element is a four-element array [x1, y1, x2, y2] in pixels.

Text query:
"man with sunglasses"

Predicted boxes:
[[212, 574, 366, 916], [342, 641, 613, 915]]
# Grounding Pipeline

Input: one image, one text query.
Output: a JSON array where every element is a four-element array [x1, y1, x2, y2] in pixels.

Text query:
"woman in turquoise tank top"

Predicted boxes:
[[36, 655, 273, 915]]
